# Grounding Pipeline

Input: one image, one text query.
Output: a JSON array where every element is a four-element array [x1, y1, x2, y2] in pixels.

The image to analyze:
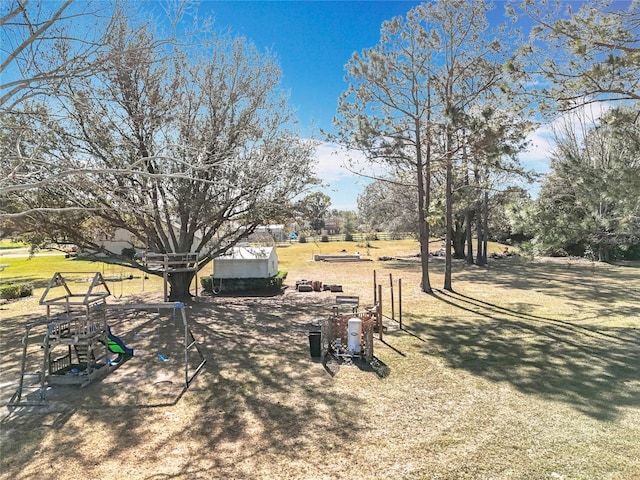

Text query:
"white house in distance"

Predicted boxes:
[[249, 224, 286, 242], [213, 246, 278, 279], [88, 227, 202, 256], [87, 227, 142, 256]]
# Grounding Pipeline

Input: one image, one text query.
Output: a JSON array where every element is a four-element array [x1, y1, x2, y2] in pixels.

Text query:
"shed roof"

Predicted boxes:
[[217, 246, 275, 261]]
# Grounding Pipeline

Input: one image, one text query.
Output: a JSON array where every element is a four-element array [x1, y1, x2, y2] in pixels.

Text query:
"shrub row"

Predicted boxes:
[[0, 283, 33, 300], [202, 271, 288, 295]]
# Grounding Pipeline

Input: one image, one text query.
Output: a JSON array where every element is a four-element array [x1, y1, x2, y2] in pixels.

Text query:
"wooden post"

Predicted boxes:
[[373, 270, 377, 304], [162, 254, 169, 302], [399, 278, 403, 330], [377, 284, 383, 341], [389, 273, 395, 321]]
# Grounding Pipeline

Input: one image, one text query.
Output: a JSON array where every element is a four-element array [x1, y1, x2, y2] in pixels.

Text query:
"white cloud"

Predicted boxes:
[[520, 123, 555, 173], [310, 141, 389, 211], [313, 141, 366, 182], [549, 102, 613, 130], [313, 141, 393, 183]]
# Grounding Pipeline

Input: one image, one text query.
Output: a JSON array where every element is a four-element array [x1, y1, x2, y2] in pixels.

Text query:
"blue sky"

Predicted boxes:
[[3, 0, 559, 210], [200, 1, 430, 210], [198, 1, 562, 210], [204, 1, 424, 136]]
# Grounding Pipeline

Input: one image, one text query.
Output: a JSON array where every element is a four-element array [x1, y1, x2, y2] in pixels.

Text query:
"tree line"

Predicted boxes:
[[331, 0, 638, 292]]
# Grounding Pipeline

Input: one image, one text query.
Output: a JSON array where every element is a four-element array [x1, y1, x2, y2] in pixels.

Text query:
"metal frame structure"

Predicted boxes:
[[11, 272, 114, 405], [9, 273, 206, 407], [104, 302, 206, 390]]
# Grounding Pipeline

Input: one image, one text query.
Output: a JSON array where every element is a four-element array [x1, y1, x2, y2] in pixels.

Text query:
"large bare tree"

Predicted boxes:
[[2, 11, 317, 298], [1, 0, 113, 110], [0, 0, 172, 199]]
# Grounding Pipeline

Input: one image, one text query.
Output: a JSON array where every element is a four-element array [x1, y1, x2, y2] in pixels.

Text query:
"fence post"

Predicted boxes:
[[389, 273, 395, 321], [399, 278, 402, 330], [373, 270, 377, 304], [378, 284, 383, 341]]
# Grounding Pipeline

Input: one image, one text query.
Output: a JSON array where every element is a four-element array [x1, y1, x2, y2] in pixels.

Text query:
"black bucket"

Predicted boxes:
[[308, 331, 321, 357]]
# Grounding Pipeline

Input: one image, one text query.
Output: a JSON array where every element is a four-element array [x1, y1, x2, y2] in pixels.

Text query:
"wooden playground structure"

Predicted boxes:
[[9, 272, 206, 407], [143, 252, 199, 301]]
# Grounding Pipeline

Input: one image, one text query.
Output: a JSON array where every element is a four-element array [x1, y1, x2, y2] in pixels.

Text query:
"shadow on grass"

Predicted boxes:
[[0, 275, 51, 290], [411, 288, 640, 421], [0, 293, 365, 476], [1, 271, 144, 292], [322, 351, 391, 379], [455, 258, 640, 315]]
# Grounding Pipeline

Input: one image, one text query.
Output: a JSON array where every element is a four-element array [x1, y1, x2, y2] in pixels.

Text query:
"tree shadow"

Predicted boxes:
[[0, 293, 366, 477], [455, 258, 640, 316], [322, 351, 391, 379], [412, 289, 640, 421]]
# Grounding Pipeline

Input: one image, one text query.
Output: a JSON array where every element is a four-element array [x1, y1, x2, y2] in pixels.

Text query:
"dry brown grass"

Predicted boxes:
[[1, 241, 639, 479]]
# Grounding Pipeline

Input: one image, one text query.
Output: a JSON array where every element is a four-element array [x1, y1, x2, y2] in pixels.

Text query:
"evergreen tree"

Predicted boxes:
[[533, 107, 640, 260]]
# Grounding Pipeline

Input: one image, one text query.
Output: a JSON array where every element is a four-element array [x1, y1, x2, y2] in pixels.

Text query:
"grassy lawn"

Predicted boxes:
[[0, 240, 26, 250], [0, 240, 638, 479], [0, 252, 166, 297]]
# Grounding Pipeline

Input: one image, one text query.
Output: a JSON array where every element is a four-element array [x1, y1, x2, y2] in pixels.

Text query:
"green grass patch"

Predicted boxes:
[[0, 239, 27, 250], [0, 253, 166, 300], [0, 254, 129, 287]]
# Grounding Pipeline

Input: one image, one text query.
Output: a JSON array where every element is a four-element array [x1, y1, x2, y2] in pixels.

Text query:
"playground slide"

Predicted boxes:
[[105, 325, 134, 357]]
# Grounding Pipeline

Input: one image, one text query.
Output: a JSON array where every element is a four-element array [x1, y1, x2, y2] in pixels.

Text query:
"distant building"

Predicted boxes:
[[324, 217, 341, 235], [85, 228, 144, 257], [250, 224, 286, 242], [86, 227, 202, 257]]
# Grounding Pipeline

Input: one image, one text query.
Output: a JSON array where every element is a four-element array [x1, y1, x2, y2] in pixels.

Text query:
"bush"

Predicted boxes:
[[612, 242, 640, 261], [0, 283, 33, 300], [202, 271, 288, 295]]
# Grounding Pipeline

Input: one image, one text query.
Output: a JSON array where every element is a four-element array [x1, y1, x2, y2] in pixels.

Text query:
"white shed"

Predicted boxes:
[[213, 246, 278, 279]]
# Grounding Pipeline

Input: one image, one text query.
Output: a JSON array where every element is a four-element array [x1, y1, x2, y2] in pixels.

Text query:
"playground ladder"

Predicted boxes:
[[9, 322, 47, 406]]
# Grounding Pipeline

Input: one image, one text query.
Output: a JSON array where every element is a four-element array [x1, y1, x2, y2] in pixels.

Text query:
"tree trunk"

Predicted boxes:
[[462, 134, 473, 265], [416, 118, 432, 293], [419, 217, 432, 293], [465, 207, 474, 264], [473, 160, 485, 266], [482, 188, 489, 265], [474, 200, 483, 266], [444, 141, 453, 291], [167, 270, 196, 300], [452, 216, 466, 259], [475, 171, 490, 266]]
